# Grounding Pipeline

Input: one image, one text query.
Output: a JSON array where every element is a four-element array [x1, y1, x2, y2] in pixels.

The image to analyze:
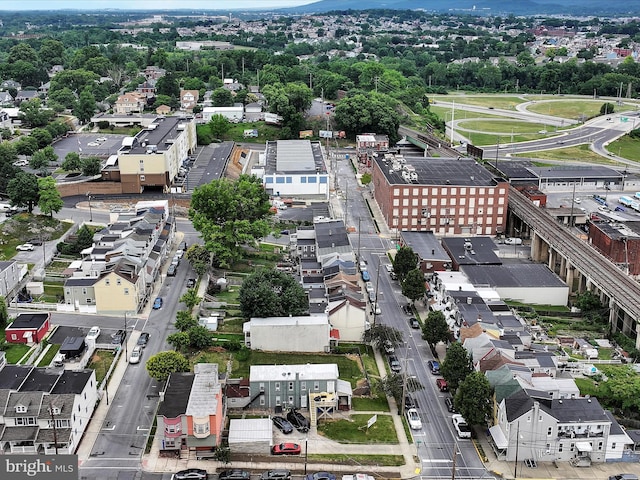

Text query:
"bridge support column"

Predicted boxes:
[[531, 232, 546, 263], [548, 248, 558, 274], [566, 263, 574, 291], [559, 256, 567, 281]]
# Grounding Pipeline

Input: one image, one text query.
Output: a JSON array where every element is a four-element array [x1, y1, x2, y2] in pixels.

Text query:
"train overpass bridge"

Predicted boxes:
[[398, 125, 461, 157], [508, 187, 640, 346]]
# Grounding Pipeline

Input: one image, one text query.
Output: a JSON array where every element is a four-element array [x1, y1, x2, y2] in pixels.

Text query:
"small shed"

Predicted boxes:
[[228, 418, 272, 454], [60, 336, 86, 358]]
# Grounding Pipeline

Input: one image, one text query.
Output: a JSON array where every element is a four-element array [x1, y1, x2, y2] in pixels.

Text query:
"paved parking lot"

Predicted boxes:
[[52, 133, 127, 159]]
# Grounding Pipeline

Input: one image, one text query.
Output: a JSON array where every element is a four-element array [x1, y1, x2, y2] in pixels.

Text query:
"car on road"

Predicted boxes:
[[406, 408, 422, 430], [153, 297, 163, 309], [361, 270, 371, 282], [112, 329, 126, 345], [305, 472, 336, 480], [365, 282, 374, 293], [87, 142, 100, 147], [452, 414, 471, 438], [175, 249, 184, 258], [261, 470, 291, 480], [384, 264, 393, 273], [598, 205, 610, 212], [167, 264, 177, 276], [16, 243, 35, 251], [436, 378, 449, 392], [187, 278, 196, 288], [405, 394, 417, 409], [409, 317, 420, 329], [401, 304, 413, 315], [96, 137, 108, 142], [172, 469, 208, 480], [28, 238, 43, 245], [272, 416, 294, 434], [504, 237, 523, 245], [218, 470, 250, 480], [444, 397, 456, 413], [427, 360, 440, 375], [383, 340, 395, 354], [372, 303, 382, 315], [137, 332, 150, 347], [86, 326, 100, 341], [287, 409, 310, 432], [271, 442, 301, 455], [129, 346, 143, 364], [388, 355, 401, 373]]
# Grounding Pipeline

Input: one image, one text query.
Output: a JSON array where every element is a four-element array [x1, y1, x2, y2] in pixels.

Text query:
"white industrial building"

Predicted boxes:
[[252, 140, 329, 199], [244, 315, 332, 353], [228, 418, 272, 454]]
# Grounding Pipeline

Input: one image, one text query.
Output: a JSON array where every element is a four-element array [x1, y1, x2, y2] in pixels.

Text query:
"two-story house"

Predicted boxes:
[[156, 364, 225, 454], [180, 90, 199, 112], [0, 366, 97, 454], [114, 92, 145, 114], [0, 260, 24, 298]]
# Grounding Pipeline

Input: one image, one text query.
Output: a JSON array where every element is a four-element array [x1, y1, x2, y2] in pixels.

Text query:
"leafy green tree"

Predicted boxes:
[[48, 87, 77, 110], [393, 246, 417, 282], [175, 311, 198, 332], [333, 92, 401, 143], [454, 372, 493, 427], [208, 114, 231, 139], [362, 324, 403, 349], [402, 268, 426, 303], [211, 88, 234, 107], [189, 174, 272, 267], [601, 102, 616, 116], [185, 244, 211, 276], [15, 136, 38, 156], [180, 289, 202, 311], [18, 99, 54, 128], [74, 89, 96, 124], [62, 152, 82, 172], [145, 350, 189, 382], [238, 268, 308, 319], [376, 372, 423, 403], [37, 176, 63, 217], [30, 128, 54, 149], [188, 325, 212, 350], [76, 225, 94, 251], [30, 146, 57, 173], [422, 310, 450, 347], [441, 342, 473, 392], [0, 296, 8, 329], [167, 331, 190, 352], [7, 172, 39, 212], [81, 157, 102, 176]]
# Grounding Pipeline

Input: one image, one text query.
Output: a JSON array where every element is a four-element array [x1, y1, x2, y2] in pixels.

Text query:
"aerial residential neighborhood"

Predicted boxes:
[[0, 1, 640, 480]]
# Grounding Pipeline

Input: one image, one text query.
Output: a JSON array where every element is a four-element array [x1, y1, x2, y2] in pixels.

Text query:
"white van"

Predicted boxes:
[[504, 237, 523, 245]]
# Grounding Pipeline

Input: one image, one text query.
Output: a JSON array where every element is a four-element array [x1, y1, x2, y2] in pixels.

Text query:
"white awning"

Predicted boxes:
[[489, 425, 509, 449], [576, 441, 593, 452]]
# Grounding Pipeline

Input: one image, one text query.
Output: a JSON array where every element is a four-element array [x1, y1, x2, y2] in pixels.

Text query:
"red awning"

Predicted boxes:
[[330, 328, 340, 340]]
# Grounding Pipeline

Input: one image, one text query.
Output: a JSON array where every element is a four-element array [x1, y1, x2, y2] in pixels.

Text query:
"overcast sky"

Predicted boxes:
[[0, 0, 315, 10]]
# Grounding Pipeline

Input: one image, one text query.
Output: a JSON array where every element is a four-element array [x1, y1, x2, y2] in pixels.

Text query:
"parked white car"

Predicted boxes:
[[16, 243, 35, 251], [129, 346, 143, 364], [452, 414, 471, 438], [86, 326, 101, 341], [12, 159, 28, 167], [406, 408, 422, 430], [87, 142, 100, 147]]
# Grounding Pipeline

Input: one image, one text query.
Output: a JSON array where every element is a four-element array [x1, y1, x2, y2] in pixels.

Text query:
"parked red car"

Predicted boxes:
[[271, 443, 301, 455]]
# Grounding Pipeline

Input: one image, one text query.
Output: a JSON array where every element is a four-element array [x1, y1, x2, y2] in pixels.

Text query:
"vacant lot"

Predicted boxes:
[[317, 414, 398, 444]]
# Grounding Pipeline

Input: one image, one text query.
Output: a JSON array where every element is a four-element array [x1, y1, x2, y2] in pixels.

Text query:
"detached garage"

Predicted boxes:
[[60, 336, 86, 359], [228, 418, 271, 455]]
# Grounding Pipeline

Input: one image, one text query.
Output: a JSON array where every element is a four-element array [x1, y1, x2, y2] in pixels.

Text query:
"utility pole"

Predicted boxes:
[[357, 218, 362, 262], [124, 312, 128, 358], [450, 101, 455, 146], [451, 441, 458, 480]]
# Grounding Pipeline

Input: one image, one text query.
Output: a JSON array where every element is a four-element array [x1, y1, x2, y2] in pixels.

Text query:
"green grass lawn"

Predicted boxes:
[[87, 350, 116, 383], [430, 95, 527, 110], [308, 453, 405, 466], [217, 317, 245, 333], [526, 99, 603, 119], [351, 396, 390, 412], [37, 344, 60, 367], [232, 351, 363, 387], [514, 144, 617, 165], [4, 343, 31, 363], [191, 349, 237, 374], [606, 135, 640, 162], [317, 414, 398, 444], [0, 215, 73, 260]]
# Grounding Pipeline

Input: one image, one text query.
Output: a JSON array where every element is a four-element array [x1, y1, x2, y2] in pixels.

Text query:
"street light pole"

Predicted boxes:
[[514, 421, 520, 479], [304, 437, 308, 476], [124, 312, 128, 358], [87, 193, 93, 222]]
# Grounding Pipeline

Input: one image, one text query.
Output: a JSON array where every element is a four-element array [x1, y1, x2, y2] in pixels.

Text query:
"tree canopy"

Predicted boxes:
[[145, 350, 189, 382], [189, 174, 272, 267], [441, 342, 474, 392], [37, 176, 63, 217], [238, 268, 308, 319], [422, 310, 450, 347], [454, 371, 493, 427], [393, 246, 418, 283], [402, 268, 426, 303]]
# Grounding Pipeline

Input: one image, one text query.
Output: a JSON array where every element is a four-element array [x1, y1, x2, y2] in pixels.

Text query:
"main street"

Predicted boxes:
[[334, 156, 487, 479]]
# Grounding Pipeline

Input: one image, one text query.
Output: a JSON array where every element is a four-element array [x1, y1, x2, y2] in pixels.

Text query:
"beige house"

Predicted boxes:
[[180, 89, 199, 111], [156, 104, 171, 115], [115, 116, 197, 194], [114, 92, 145, 114]]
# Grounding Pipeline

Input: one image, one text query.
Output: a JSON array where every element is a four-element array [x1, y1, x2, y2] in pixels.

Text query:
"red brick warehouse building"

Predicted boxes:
[[371, 155, 509, 237]]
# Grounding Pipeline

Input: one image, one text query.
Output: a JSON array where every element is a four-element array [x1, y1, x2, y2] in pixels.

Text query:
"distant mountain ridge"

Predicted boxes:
[[281, 0, 640, 16]]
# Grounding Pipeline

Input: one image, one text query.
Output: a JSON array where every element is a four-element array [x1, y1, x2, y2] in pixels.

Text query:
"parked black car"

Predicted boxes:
[[409, 317, 420, 329], [111, 329, 126, 345], [187, 278, 196, 288], [305, 473, 336, 480], [218, 470, 250, 480], [286, 409, 310, 433], [444, 397, 456, 413], [137, 332, 150, 347], [405, 394, 418, 409], [272, 415, 294, 434], [401, 304, 413, 315]]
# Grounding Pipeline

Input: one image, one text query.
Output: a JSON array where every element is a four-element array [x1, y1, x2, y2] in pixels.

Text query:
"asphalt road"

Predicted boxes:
[[334, 157, 486, 479]]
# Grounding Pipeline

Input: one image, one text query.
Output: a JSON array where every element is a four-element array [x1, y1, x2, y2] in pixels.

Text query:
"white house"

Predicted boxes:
[[244, 315, 331, 353]]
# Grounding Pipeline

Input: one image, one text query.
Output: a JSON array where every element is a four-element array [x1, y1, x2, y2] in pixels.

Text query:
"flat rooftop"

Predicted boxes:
[[375, 156, 501, 186], [125, 116, 191, 155], [264, 140, 326, 175]]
